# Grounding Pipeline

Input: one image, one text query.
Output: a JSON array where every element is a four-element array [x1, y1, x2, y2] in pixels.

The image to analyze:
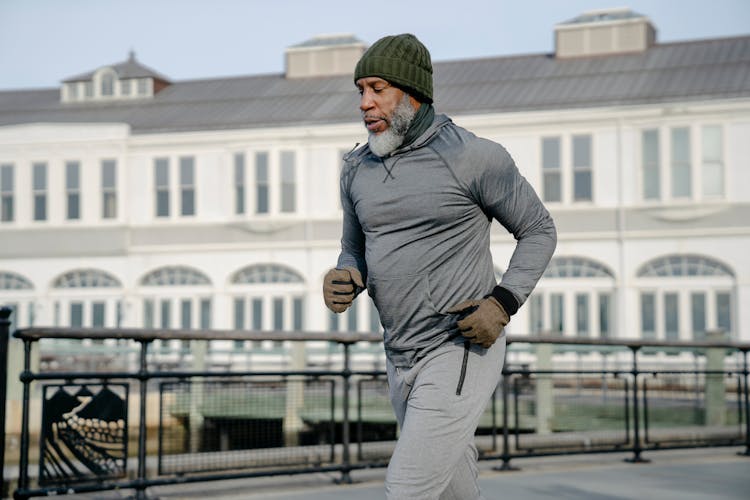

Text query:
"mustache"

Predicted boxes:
[[362, 112, 388, 123]]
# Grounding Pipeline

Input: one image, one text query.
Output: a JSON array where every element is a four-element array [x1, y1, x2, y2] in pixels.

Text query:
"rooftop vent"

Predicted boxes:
[[285, 34, 366, 78], [555, 7, 656, 58]]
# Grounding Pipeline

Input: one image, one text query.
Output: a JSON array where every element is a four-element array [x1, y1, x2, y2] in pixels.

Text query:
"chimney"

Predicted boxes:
[[285, 34, 367, 78], [555, 7, 656, 58]]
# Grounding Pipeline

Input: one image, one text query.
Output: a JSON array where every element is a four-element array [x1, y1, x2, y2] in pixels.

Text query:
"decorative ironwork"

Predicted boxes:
[[39, 384, 128, 486]]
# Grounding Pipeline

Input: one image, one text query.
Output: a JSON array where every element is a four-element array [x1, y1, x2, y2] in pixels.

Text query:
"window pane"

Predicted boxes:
[[530, 294, 544, 334], [574, 171, 592, 201], [252, 298, 263, 330], [542, 137, 560, 169], [550, 293, 564, 335], [691, 292, 706, 341], [599, 293, 611, 338], [92, 302, 106, 328], [543, 172, 561, 202], [144, 299, 154, 328], [702, 126, 723, 197], [576, 293, 589, 337], [281, 151, 296, 213], [671, 127, 691, 198], [155, 159, 169, 186], [101, 160, 117, 218], [716, 292, 731, 334], [664, 293, 679, 341], [641, 293, 655, 338], [160, 300, 171, 329], [1, 165, 13, 222], [642, 129, 660, 200], [155, 158, 169, 217], [256, 152, 269, 214], [273, 298, 284, 330], [234, 298, 245, 329], [200, 299, 211, 329], [33, 163, 47, 190], [180, 157, 195, 216], [234, 153, 245, 214], [65, 162, 80, 189], [70, 303, 84, 327], [572, 135, 591, 167], [181, 299, 192, 329], [293, 297, 303, 331]]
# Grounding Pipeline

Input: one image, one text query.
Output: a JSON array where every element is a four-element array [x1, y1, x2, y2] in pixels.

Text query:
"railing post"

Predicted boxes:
[[740, 349, 750, 457], [494, 367, 518, 471], [135, 339, 151, 500], [0, 307, 11, 497], [625, 345, 649, 463], [17, 339, 33, 497], [337, 342, 352, 484]]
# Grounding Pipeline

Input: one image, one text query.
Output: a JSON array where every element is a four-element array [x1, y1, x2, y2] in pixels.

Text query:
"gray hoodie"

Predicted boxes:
[[338, 114, 556, 367]]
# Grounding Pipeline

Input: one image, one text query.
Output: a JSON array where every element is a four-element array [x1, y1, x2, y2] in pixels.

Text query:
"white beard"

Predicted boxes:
[[367, 94, 417, 157]]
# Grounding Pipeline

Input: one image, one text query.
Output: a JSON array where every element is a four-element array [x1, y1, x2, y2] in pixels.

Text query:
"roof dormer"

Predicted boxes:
[[285, 34, 366, 78], [555, 8, 656, 58], [61, 51, 171, 103]]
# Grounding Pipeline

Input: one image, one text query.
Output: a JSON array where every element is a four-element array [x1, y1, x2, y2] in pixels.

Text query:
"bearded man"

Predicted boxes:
[[323, 34, 557, 500]]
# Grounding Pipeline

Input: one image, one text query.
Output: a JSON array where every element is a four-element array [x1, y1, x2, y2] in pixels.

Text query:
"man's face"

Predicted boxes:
[[356, 77, 418, 134]]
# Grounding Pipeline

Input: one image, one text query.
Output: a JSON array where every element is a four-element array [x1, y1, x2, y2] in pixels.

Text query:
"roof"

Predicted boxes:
[[559, 8, 648, 25], [62, 51, 170, 83], [1, 36, 749, 134], [288, 34, 365, 49]]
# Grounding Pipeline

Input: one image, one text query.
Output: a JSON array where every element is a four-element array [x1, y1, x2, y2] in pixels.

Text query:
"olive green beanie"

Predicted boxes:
[[354, 33, 433, 104]]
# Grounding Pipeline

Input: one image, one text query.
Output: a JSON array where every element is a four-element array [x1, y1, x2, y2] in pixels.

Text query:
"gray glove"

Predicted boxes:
[[447, 296, 509, 348], [323, 267, 364, 313]]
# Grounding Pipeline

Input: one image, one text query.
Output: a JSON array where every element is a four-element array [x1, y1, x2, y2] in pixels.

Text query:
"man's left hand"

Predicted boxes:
[[447, 297, 509, 348]]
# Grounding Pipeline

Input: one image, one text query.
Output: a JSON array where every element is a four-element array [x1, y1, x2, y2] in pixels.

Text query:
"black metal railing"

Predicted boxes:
[[1, 309, 749, 499]]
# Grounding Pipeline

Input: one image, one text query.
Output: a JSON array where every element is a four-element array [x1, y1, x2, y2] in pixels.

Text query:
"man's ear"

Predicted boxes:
[[408, 95, 422, 111]]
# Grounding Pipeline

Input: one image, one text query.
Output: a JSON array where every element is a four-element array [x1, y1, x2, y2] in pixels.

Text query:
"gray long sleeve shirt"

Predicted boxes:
[[338, 114, 556, 367]]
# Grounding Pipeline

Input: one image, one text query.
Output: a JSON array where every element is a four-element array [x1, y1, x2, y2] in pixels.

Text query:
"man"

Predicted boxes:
[[323, 34, 556, 500]]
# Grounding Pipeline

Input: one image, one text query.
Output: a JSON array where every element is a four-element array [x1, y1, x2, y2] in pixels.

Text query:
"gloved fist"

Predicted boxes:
[[447, 296, 509, 348], [323, 267, 364, 313]]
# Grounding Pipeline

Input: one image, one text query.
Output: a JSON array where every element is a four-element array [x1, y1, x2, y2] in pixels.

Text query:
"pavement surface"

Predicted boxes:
[[7, 447, 750, 499]]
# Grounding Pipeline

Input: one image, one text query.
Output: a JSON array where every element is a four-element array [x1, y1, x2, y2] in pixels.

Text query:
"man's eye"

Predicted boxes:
[[373, 87, 386, 93]]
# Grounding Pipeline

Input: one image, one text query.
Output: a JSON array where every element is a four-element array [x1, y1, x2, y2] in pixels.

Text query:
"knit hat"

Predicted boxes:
[[354, 34, 433, 104]]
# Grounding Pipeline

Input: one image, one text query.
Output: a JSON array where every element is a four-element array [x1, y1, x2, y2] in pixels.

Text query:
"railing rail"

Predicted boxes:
[[2, 312, 749, 499]]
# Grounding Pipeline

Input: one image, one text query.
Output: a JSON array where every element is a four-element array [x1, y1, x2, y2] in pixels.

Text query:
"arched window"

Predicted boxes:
[[50, 269, 123, 331], [529, 256, 615, 338], [231, 264, 303, 284], [138, 266, 212, 342], [637, 255, 733, 278], [141, 266, 211, 286], [230, 264, 306, 351], [544, 257, 614, 279], [637, 254, 734, 341], [0, 271, 35, 329], [0, 271, 33, 290], [53, 269, 121, 288]]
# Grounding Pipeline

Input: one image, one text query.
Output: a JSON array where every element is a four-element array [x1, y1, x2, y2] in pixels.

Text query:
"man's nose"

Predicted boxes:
[[359, 89, 374, 111]]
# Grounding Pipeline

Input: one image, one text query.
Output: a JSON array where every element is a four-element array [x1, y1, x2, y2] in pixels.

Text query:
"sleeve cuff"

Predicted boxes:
[[489, 285, 519, 316]]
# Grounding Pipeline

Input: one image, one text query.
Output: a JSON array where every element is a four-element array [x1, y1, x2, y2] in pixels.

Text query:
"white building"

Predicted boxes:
[[1, 9, 749, 360]]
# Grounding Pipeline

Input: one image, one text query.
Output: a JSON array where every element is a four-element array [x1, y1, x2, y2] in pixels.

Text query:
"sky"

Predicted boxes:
[[1, 0, 749, 90]]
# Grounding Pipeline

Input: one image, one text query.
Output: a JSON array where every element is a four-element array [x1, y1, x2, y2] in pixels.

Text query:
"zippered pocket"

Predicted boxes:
[[456, 340, 471, 396]]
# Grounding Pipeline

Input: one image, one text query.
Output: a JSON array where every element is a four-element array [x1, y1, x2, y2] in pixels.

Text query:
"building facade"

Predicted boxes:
[[1, 10, 749, 360]]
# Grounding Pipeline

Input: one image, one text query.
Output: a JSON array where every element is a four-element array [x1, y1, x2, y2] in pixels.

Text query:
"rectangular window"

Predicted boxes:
[[70, 302, 84, 327], [599, 293, 611, 338], [641, 293, 656, 339], [120, 79, 131, 96], [347, 299, 358, 332], [702, 125, 723, 197], [66, 161, 80, 220], [671, 127, 691, 198], [280, 150, 296, 213], [252, 298, 263, 330], [255, 152, 269, 214], [273, 298, 284, 330], [664, 292, 679, 341], [92, 302, 106, 328], [144, 299, 154, 328], [293, 297, 303, 331], [575, 293, 589, 336], [691, 292, 706, 341], [160, 299, 171, 329], [642, 129, 660, 200], [1, 164, 13, 222], [33, 162, 47, 221], [550, 293, 564, 335], [180, 156, 195, 216], [101, 159, 117, 219], [84, 81, 94, 98], [234, 298, 245, 329], [181, 299, 192, 329], [154, 158, 170, 217], [716, 292, 731, 334], [542, 137, 561, 202], [68, 83, 79, 100], [234, 153, 245, 214], [572, 135, 592, 202], [200, 298, 211, 329], [137, 79, 148, 95], [530, 294, 544, 334]]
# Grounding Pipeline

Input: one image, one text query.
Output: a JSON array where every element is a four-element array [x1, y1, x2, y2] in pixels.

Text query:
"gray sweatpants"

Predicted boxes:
[[385, 336, 506, 500]]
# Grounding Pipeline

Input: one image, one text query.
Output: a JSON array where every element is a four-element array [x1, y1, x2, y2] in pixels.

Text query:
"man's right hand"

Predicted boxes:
[[323, 267, 364, 313]]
